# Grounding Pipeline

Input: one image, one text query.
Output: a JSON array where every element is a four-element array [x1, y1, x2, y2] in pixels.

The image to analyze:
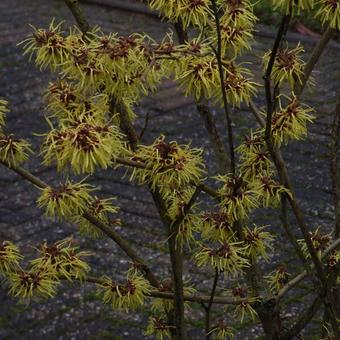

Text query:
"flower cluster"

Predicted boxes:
[[0, 241, 22, 275], [273, 0, 314, 15], [130, 135, 205, 191], [299, 227, 332, 258], [266, 266, 290, 293], [0, 134, 32, 167], [173, 40, 258, 106], [97, 272, 151, 311], [22, 24, 169, 100], [2, 237, 90, 301], [237, 132, 272, 180], [218, 0, 258, 29], [176, 52, 220, 100], [0, 100, 31, 167], [37, 180, 93, 220], [41, 117, 125, 174], [8, 268, 59, 300], [30, 238, 91, 281], [252, 175, 290, 207], [199, 211, 234, 242], [21, 20, 68, 70], [243, 225, 273, 260], [262, 43, 306, 89], [148, 0, 212, 29], [195, 240, 249, 275], [217, 63, 258, 107], [270, 96, 315, 146], [316, 0, 340, 30], [145, 316, 173, 340], [77, 196, 120, 238], [208, 319, 235, 340], [215, 0, 258, 57], [0, 99, 8, 130], [217, 174, 258, 220]]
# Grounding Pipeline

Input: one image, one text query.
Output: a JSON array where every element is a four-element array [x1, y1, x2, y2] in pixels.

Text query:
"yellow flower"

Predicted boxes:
[[273, 0, 314, 15], [0, 134, 32, 166], [237, 130, 270, 181], [262, 43, 306, 89], [234, 300, 258, 322], [218, 0, 258, 29], [315, 0, 340, 30], [298, 227, 332, 258], [243, 225, 274, 260], [215, 63, 258, 107], [238, 144, 273, 181], [148, 0, 212, 29], [41, 118, 125, 174], [217, 175, 258, 220], [37, 180, 93, 220], [7, 267, 59, 300], [97, 272, 151, 311], [30, 238, 91, 281], [218, 25, 254, 57], [266, 266, 290, 293], [60, 41, 107, 90], [164, 185, 196, 221], [145, 316, 173, 340], [20, 20, 69, 70], [45, 81, 111, 123], [231, 286, 258, 322], [252, 175, 291, 207], [199, 211, 234, 242], [0, 241, 22, 275], [269, 96, 315, 146], [208, 319, 235, 340], [176, 53, 220, 100], [130, 135, 205, 191], [76, 196, 120, 239], [0, 99, 8, 130], [195, 240, 249, 274]]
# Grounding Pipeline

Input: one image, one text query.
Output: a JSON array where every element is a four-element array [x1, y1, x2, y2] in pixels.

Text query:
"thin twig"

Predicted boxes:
[[295, 26, 335, 99], [195, 99, 229, 173], [139, 111, 150, 142], [264, 13, 291, 143], [64, 0, 91, 34], [249, 99, 265, 127], [210, 0, 235, 175], [204, 269, 219, 339]]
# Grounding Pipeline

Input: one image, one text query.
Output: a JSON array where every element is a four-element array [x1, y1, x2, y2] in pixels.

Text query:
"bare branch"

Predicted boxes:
[[295, 27, 335, 99], [196, 100, 229, 173], [64, 0, 91, 34], [210, 0, 236, 175]]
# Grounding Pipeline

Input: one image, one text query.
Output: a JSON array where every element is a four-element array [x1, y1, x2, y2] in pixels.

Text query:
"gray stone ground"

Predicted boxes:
[[0, 0, 339, 339]]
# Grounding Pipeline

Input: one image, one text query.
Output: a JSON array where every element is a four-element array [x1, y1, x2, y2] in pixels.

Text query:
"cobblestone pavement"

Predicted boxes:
[[0, 0, 339, 339]]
